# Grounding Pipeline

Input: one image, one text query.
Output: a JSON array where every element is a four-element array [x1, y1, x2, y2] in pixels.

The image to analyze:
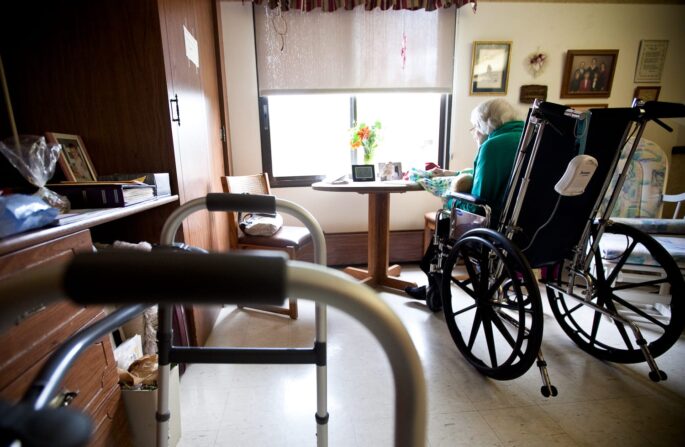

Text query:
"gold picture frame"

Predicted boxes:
[[633, 86, 661, 102], [46, 132, 97, 182], [470, 41, 512, 96], [560, 49, 618, 99]]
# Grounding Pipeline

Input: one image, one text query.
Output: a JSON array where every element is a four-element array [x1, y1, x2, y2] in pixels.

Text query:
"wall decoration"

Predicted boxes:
[[633, 86, 661, 102], [470, 41, 511, 95], [527, 50, 547, 78], [560, 49, 618, 99], [45, 132, 98, 182], [634, 40, 668, 83], [519, 85, 548, 104]]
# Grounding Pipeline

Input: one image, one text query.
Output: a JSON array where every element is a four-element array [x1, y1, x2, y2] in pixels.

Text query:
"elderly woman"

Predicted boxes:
[[406, 98, 524, 304]]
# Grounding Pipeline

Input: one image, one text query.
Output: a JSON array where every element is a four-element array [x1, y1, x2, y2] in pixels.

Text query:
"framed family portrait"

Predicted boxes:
[[45, 132, 97, 182], [634, 86, 661, 102], [470, 41, 511, 95], [560, 50, 618, 99], [378, 162, 402, 181], [634, 40, 668, 83]]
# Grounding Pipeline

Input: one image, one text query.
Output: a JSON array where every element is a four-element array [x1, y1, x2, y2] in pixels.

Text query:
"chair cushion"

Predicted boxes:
[[612, 217, 685, 235], [239, 225, 311, 248], [600, 233, 685, 268]]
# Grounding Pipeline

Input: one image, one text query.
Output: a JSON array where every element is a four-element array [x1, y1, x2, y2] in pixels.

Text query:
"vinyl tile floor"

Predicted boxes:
[[177, 265, 685, 446]]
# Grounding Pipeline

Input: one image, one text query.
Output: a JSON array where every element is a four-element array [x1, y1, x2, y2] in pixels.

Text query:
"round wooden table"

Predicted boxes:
[[312, 181, 423, 292]]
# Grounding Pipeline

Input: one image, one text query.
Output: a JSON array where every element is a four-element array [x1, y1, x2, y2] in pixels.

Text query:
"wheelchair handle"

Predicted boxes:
[[206, 192, 275, 214], [0, 400, 92, 447], [65, 251, 287, 305]]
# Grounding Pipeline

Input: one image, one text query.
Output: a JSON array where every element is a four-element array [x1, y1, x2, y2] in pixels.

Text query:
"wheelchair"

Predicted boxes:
[[426, 100, 685, 397]]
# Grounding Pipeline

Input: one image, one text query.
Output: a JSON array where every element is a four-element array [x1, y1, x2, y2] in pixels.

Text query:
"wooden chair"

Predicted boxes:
[[220, 173, 311, 319]]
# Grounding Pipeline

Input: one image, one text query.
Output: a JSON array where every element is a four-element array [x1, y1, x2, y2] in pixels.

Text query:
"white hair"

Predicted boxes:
[[470, 99, 520, 137]]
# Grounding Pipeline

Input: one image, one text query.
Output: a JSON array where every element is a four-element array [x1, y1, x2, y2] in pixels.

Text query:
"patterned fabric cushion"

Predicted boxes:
[[606, 138, 666, 218], [600, 233, 685, 268], [611, 218, 685, 235]]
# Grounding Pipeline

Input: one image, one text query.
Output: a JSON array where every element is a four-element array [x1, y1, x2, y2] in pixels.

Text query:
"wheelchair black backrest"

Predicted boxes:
[[501, 102, 638, 268]]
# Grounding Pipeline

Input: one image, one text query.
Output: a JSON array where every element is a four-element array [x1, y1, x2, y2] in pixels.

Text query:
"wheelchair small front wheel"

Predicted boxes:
[[441, 229, 543, 380]]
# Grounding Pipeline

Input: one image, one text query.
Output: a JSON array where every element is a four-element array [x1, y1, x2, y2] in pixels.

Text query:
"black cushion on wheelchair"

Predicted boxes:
[[64, 251, 287, 305], [507, 105, 638, 267]]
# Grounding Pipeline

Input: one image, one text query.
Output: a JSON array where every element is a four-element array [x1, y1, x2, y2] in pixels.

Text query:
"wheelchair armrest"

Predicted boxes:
[[611, 217, 685, 235], [448, 192, 488, 206]]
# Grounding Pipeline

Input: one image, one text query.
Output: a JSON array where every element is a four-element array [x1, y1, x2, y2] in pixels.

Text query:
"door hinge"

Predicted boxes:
[[220, 125, 226, 143]]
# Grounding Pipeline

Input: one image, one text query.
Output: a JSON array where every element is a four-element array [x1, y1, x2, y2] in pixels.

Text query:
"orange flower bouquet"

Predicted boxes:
[[350, 120, 381, 164]]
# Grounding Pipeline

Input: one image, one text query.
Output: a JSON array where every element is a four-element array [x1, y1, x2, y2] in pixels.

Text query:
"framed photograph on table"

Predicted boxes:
[[634, 86, 661, 102], [351, 164, 375, 182], [560, 49, 618, 99], [378, 162, 402, 181], [45, 132, 97, 182], [470, 41, 511, 95], [634, 40, 668, 83]]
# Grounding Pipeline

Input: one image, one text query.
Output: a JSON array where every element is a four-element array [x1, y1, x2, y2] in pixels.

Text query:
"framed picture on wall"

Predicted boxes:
[[634, 40, 668, 83], [45, 132, 98, 182], [470, 41, 512, 95], [634, 86, 661, 102], [560, 49, 618, 99]]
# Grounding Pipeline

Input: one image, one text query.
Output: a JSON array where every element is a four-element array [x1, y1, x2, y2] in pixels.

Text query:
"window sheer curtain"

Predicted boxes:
[[254, 5, 458, 95]]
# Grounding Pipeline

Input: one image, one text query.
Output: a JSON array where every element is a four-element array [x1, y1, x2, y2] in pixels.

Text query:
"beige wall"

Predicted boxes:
[[451, 2, 685, 172], [221, 1, 685, 232]]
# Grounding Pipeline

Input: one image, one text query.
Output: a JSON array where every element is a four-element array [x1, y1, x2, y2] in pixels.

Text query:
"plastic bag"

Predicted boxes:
[[239, 212, 283, 236], [0, 135, 69, 212], [0, 194, 59, 238]]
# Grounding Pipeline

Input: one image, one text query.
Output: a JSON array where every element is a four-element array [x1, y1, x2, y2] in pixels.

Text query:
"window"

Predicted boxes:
[[260, 92, 451, 187], [254, 6, 456, 187]]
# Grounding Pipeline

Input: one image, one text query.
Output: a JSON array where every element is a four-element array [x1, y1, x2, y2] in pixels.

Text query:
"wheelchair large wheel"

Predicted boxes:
[[546, 222, 685, 364], [442, 229, 543, 380]]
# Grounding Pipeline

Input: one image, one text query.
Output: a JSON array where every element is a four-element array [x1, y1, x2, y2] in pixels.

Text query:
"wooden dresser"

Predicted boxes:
[[0, 197, 177, 446]]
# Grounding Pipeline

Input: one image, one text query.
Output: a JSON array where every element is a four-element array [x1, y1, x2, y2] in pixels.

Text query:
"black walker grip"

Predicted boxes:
[[64, 252, 287, 306], [206, 192, 276, 214]]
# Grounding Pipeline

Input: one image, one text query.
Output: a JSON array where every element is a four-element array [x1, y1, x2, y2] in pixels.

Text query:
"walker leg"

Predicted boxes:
[[156, 304, 172, 447], [315, 303, 328, 447]]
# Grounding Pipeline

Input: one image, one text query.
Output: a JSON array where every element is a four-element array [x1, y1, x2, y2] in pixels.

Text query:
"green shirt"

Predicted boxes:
[[464, 120, 524, 222]]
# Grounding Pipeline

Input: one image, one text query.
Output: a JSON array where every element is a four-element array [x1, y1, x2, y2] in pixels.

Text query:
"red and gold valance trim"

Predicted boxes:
[[247, 0, 475, 12]]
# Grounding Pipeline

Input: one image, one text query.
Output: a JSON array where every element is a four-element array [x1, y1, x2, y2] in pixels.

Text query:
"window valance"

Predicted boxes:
[[247, 0, 474, 13]]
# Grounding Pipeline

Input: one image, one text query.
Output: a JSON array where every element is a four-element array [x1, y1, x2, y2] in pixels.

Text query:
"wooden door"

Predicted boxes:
[[158, 0, 215, 251], [158, 0, 228, 345]]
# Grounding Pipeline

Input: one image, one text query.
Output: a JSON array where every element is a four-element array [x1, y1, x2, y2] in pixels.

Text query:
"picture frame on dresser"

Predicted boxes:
[[46, 132, 98, 182]]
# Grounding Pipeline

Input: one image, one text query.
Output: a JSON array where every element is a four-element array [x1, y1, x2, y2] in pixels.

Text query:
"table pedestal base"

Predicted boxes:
[[343, 265, 417, 290]]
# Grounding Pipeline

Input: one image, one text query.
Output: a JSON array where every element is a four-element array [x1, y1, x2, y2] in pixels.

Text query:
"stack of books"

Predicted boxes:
[[48, 181, 156, 208]]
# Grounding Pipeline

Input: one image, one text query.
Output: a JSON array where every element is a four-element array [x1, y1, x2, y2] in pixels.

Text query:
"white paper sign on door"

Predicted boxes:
[[183, 25, 199, 68]]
